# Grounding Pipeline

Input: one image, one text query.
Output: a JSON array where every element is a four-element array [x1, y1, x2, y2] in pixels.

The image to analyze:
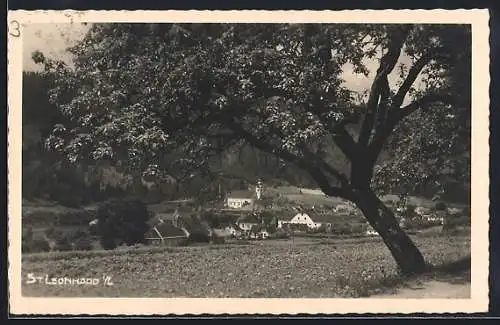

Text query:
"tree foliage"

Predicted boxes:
[[96, 198, 150, 249], [36, 24, 469, 198]]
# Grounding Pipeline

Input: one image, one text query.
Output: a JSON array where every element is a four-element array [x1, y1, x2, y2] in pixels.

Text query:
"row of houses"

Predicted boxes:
[[142, 208, 332, 245], [87, 178, 454, 246]]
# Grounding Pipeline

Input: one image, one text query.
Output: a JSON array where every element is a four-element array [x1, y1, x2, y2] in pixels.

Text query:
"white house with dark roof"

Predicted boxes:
[[225, 190, 255, 209], [144, 220, 189, 246], [278, 210, 333, 230], [225, 179, 265, 209], [236, 213, 262, 231]]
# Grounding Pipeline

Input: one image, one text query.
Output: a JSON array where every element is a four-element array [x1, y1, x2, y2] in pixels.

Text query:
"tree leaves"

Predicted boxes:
[[35, 23, 470, 201]]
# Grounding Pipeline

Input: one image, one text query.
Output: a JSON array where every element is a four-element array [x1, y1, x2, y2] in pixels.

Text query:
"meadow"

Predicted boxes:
[[22, 233, 470, 298]]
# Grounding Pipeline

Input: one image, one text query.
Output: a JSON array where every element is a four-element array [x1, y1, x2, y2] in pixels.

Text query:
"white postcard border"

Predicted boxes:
[[7, 9, 490, 315]]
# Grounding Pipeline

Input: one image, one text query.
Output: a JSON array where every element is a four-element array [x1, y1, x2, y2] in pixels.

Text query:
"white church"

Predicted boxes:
[[225, 179, 264, 209]]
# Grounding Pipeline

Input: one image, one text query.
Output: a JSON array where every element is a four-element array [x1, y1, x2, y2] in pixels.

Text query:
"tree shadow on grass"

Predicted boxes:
[[424, 255, 471, 284], [364, 256, 471, 297]]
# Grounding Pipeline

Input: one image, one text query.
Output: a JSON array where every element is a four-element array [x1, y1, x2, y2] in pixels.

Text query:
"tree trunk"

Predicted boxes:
[[354, 190, 429, 276]]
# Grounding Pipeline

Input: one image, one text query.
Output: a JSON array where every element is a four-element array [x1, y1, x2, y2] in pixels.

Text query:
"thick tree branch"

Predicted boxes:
[[392, 53, 432, 108], [300, 145, 351, 188], [394, 93, 456, 122], [238, 105, 351, 188], [358, 26, 412, 146], [308, 167, 356, 201], [392, 52, 451, 108], [374, 76, 390, 138], [332, 124, 359, 160], [220, 118, 353, 200], [304, 104, 359, 161], [368, 93, 457, 163]]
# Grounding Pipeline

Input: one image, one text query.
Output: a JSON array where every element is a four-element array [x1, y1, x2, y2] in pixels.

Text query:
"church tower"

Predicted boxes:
[[256, 178, 264, 200]]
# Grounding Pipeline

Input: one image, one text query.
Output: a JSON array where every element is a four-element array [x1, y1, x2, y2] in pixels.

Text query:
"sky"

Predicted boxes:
[[23, 23, 91, 72], [22, 23, 417, 103]]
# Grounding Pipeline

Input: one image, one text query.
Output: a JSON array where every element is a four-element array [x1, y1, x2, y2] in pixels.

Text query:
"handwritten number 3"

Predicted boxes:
[[9, 21, 20, 37]]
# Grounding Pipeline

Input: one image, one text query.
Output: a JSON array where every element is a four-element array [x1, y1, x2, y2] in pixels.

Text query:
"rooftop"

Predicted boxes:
[[145, 221, 187, 239], [280, 210, 339, 223]]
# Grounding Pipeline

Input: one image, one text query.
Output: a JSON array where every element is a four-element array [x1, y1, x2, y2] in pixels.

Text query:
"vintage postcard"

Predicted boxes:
[[7, 9, 490, 315]]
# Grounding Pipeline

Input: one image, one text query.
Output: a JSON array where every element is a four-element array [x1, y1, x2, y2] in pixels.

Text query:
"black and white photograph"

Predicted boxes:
[[7, 10, 490, 315]]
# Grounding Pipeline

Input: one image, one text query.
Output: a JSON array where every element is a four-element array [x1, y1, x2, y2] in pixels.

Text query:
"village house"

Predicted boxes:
[[225, 179, 264, 209], [225, 190, 255, 209], [413, 206, 445, 225], [365, 224, 379, 236], [236, 213, 262, 231], [278, 210, 333, 230], [224, 224, 243, 238], [144, 220, 189, 246]]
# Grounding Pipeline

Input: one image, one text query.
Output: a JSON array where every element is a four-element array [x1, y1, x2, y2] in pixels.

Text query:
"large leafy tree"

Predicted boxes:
[[34, 23, 470, 275]]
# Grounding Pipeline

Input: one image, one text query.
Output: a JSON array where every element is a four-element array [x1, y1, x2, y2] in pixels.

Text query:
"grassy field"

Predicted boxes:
[[22, 233, 470, 298]]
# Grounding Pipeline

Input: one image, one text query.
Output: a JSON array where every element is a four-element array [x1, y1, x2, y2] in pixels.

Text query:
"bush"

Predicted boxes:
[[333, 223, 352, 235], [315, 224, 328, 233], [188, 230, 211, 243], [96, 198, 151, 250], [211, 235, 226, 244], [434, 202, 447, 211]]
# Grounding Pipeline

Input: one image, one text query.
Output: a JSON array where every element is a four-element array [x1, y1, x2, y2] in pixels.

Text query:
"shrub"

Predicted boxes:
[[434, 202, 447, 211], [212, 235, 226, 244], [315, 224, 328, 233], [334, 223, 352, 235], [100, 236, 119, 250], [188, 230, 211, 243], [96, 198, 151, 250]]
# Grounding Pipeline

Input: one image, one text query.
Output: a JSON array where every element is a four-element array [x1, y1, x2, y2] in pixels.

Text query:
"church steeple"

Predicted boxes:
[[256, 178, 263, 200]]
